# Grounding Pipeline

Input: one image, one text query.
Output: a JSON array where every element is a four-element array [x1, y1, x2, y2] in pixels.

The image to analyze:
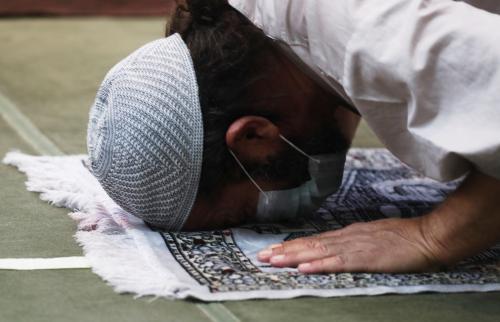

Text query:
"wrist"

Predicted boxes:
[[416, 212, 454, 267]]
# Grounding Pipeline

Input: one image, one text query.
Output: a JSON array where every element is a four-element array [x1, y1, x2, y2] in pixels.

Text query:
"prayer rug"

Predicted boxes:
[[3, 149, 500, 301]]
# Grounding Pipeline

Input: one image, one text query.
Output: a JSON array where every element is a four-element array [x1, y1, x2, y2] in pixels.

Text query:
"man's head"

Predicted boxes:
[[169, 0, 358, 230], [87, 0, 359, 231]]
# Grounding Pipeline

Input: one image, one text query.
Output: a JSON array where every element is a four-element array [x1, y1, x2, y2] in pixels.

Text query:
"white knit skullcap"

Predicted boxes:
[[87, 34, 203, 231]]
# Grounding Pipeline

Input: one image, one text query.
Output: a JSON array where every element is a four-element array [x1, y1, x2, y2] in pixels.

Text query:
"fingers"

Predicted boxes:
[[297, 252, 368, 274], [257, 222, 384, 262], [257, 233, 373, 263], [257, 236, 322, 262], [258, 236, 374, 268], [256, 244, 283, 262], [268, 241, 342, 267], [269, 241, 374, 268]]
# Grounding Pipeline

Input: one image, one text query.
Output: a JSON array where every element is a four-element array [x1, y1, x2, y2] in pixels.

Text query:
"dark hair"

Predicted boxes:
[[167, 0, 277, 195]]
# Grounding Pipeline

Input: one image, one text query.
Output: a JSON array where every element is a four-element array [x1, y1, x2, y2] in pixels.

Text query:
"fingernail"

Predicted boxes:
[[270, 255, 285, 264], [257, 249, 272, 261], [268, 244, 282, 250], [298, 263, 313, 272]]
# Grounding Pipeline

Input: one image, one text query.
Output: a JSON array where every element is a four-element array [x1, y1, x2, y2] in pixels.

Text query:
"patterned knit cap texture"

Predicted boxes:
[[87, 34, 203, 231]]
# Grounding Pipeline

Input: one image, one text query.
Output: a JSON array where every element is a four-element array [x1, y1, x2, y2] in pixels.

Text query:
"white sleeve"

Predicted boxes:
[[344, 0, 500, 181], [228, 0, 355, 103]]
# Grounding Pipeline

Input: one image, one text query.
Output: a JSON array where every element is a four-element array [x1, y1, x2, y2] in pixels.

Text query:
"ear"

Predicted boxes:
[[226, 116, 281, 163]]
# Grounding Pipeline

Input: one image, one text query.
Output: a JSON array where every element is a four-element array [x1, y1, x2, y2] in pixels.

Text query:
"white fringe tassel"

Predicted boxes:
[[3, 151, 191, 299]]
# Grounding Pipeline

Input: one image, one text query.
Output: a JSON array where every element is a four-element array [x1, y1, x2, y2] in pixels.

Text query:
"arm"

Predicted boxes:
[[258, 170, 500, 273], [421, 171, 500, 266]]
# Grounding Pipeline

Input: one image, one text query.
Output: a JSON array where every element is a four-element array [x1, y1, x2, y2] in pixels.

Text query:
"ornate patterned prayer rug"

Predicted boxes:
[[4, 149, 500, 301]]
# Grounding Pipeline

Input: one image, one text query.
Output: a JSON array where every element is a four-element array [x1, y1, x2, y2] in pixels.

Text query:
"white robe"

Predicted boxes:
[[228, 0, 500, 182]]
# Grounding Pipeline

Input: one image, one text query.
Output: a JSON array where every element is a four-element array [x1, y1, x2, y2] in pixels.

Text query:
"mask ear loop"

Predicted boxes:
[[278, 134, 320, 163], [228, 149, 269, 202]]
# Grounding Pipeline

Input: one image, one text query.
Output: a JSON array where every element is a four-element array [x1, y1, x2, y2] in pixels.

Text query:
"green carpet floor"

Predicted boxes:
[[0, 17, 498, 322]]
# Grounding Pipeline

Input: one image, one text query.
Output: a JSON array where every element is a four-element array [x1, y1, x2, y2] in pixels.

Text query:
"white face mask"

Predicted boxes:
[[229, 134, 347, 223]]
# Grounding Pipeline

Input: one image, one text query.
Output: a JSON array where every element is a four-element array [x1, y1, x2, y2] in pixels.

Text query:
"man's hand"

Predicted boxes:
[[257, 217, 443, 273], [258, 171, 500, 274]]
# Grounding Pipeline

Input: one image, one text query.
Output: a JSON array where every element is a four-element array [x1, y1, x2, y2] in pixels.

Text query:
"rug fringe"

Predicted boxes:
[[3, 151, 192, 299]]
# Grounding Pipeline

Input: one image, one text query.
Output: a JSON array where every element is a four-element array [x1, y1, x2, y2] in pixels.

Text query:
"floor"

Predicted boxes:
[[0, 18, 499, 322]]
